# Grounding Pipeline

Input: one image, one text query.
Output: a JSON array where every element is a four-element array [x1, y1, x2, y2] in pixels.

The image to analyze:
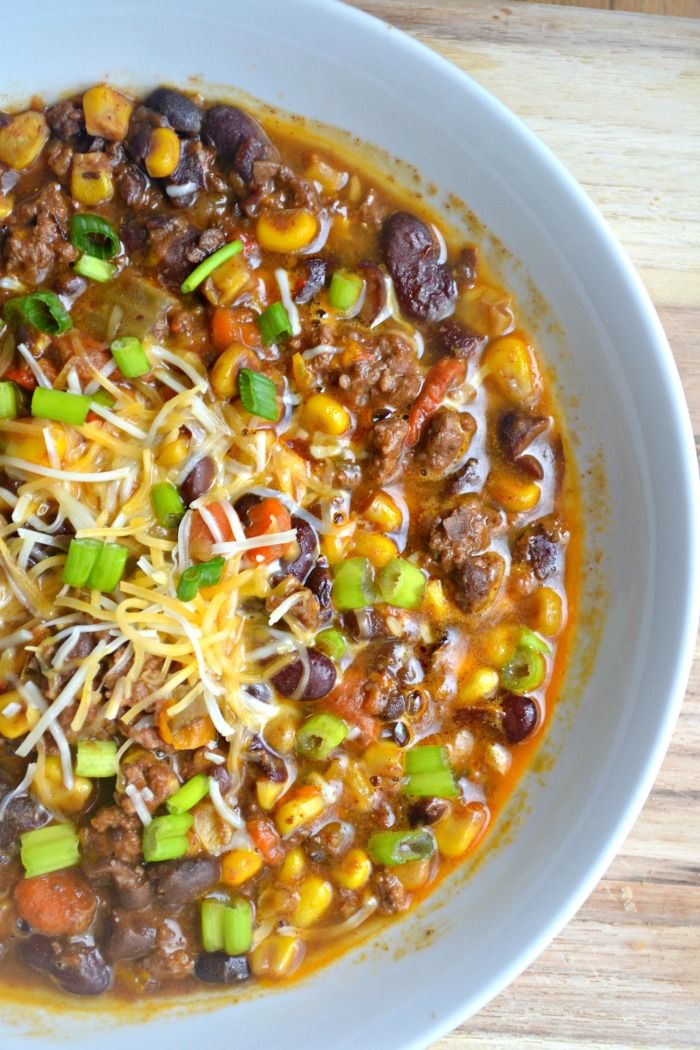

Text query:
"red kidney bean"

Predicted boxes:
[[282, 517, 317, 582], [104, 910, 158, 963], [19, 935, 112, 996], [152, 856, 221, 907], [382, 211, 456, 322], [203, 105, 278, 185], [180, 456, 215, 506], [145, 87, 202, 135], [500, 693, 538, 743], [195, 951, 250, 984], [497, 411, 549, 463], [271, 648, 336, 700]]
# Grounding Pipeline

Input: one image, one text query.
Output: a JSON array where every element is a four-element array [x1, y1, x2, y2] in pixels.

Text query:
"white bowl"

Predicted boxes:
[[2, 1, 698, 1047]]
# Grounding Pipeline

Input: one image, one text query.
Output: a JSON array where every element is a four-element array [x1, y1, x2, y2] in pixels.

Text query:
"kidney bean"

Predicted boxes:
[[497, 410, 549, 463], [152, 856, 220, 907], [247, 736, 287, 783], [283, 517, 317, 582], [18, 935, 112, 996], [293, 256, 327, 304], [306, 564, 332, 609], [145, 87, 202, 135], [103, 910, 158, 962], [195, 951, 250, 984], [233, 492, 262, 527], [382, 211, 456, 322], [271, 648, 336, 700], [500, 693, 539, 743], [180, 456, 215, 506], [203, 104, 278, 185]]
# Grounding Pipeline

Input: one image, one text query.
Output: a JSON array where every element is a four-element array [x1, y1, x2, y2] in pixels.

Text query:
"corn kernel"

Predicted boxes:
[[203, 254, 250, 308], [82, 84, 133, 141], [5, 424, 66, 466], [529, 587, 564, 637], [435, 806, 486, 859], [396, 858, 432, 891], [488, 470, 540, 513], [460, 667, 499, 704], [256, 778, 286, 811], [352, 530, 398, 568], [250, 934, 304, 980], [71, 153, 114, 205], [264, 710, 299, 755], [363, 741, 403, 781], [256, 208, 318, 254], [209, 344, 249, 401], [306, 159, 347, 193], [481, 624, 518, 668], [157, 433, 190, 468], [145, 126, 181, 179], [332, 848, 372, 890], [33, 756, 93, 815], [192, 801, 232, 856], [291, 352, 314, 392], [321, 530, 353, 565], [0, 194, 14, 220], [301, 392, 350, 436], [457, 284, 513, 338], [341, 760, 375, 813], [363, 491, 402, 533], [0, 691, 40, 739], [275, 786, 325, 835], [279, 846, 306, 885], [0, 112, 49, 170], [291, 875, 333, 928], [220, 848, 263, 887], [483, 335, 538, 402]]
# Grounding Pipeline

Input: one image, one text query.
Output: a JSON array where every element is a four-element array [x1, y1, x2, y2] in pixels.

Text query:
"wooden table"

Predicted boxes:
[[347, 2, 700, 1046]]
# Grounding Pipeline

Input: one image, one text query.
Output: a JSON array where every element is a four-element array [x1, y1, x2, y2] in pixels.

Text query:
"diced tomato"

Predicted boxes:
[[243, 497, 293, 565], [406, 356, 467, 447], [322, 664, 378, 744], [189, 501, 236, 562], [14, 870, 96, 937], [4, 363, 37, 392], [210, 306, 261, 353], [247, 817, 284, 866]]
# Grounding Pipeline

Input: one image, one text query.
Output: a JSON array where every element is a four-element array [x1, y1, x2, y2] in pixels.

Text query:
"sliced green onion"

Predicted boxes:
[[63, 538, 102, 587], [86, 542, 128, 592], [315, 628, 347, 661], [177, 556, 225, 602], [367, 828, 436, 867], [223, 899, 252, 955], [20, 823, 80, 878], [91, 389, 116, 409], [181, 240, 243, 294], [74, 254, 115, 283], [166, 774, 211, 815], [76, 739, 118, 778], [0, 382, 19, 420], [517, 627, 551, 655], [255, 302, 292, 345], [110, 336, 150, 378], [31, 387, 90, 427], [404, 744, 458, 798], [296, 712, 348, 761], [238, 368, 278, 422], [151, 482, 186, 529], [377, 558, 425, 610], [332, 557, 374, 610], [201, 899, 226, 952], [70, 213, 120, 260], [328, 271, 363, 311], [3, 292, 72, 335], [142, 813, 193, 863], [500, 649, 547, 694]]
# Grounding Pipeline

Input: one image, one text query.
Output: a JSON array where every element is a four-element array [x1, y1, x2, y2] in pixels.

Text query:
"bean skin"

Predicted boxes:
[[145, 87, 202, 135], [271, 647, 337, 700], [283, 517, 317, 582], [180, 456, 215, 506], [383, 211, 456, 322]]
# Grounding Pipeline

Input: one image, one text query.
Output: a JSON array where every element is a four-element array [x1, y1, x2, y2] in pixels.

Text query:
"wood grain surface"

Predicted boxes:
[[346, 2, 700, 1047]]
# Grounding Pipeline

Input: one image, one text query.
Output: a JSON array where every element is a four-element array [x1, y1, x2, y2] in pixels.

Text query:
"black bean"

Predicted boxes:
[[382, 211, 456, 322], [103, 910, 157, 963], [195, 951, 250, 985], [0, 779, 50, 852], [145, 87, 202, 135], [382, 720, 410, 747], [306, 564, 332, 609], [203, 104, 277, 185], [233, 492, 262, 527], [180, 456, 215, 506], [247, 735, 287, 782], [151, 856, 220, 907], [293, 256, 327, 305], [501, 693, 538, 744], [283, 517, 317, 582], [19, 936, 112, 996], [271, 648, 336, 700], [408, 797, 449, 827]]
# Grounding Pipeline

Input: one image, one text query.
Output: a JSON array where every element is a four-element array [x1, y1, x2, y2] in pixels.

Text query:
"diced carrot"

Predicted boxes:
[[189, 501, 235, 562], [244, 497, 293, 565], [406, 357, 467, 447], [210, 306, 261, 354], [14, 870, 96, 936], [247, 817, 285, 866], [4, 363, 37, 391]]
